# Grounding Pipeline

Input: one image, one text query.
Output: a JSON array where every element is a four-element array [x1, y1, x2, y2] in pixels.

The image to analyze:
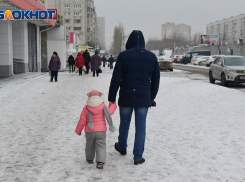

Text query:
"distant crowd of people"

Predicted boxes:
[[48, 50, 115, 82], [67, 50, 115, 77]]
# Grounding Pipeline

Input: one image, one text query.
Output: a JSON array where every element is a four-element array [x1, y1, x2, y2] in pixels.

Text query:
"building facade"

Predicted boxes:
[[43, 0, 97, 47], [207, 14, 245, 43], [162, 22, 191, 40], [86, 0, 97, 47], [0, 0, 56, 77], [97, 17, 105, 50], [175, 24, 191, 40], [162, 22, 175, 39]]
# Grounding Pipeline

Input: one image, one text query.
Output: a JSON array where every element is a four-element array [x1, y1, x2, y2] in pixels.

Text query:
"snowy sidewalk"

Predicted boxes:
[[1, 67, 245, 181]]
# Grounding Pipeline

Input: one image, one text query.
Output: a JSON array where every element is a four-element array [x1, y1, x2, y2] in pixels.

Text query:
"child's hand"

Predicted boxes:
[[109, 102, 116, 107]]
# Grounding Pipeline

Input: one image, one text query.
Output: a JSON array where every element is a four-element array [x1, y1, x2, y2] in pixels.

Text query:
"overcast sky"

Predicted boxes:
[[94, 0, 245, 50]]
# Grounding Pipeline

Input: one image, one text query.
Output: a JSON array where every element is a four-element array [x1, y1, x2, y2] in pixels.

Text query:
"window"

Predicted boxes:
[[74, 20, 81, 23], [218, 58, 223, 65], [74, 27, 81, 30], [74, 4, 81, 8], [64, 12, 70, 15], [214, 57, 220, 64], [186, 54, 191, 57], [74, 12, 81, 16], [64, 4, 70, 8], [65, 19, 70, 23]]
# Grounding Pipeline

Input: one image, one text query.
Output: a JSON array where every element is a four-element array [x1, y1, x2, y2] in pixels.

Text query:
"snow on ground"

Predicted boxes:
[[173, 63, 209, 70], [1, 66, 245, 182]]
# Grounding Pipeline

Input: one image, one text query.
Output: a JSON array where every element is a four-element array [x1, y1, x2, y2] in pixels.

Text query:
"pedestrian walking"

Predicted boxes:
[[108, 30, 160, 165], [101, 55, 107, 67], [91, 50, 101, 77], [49, 51, 61, 82], [75, 52, 85, 76], [83, 49, 91, 74], [68, 54, 75, 73], [75, 90, 117, 169], [108, 55, 114, 69]]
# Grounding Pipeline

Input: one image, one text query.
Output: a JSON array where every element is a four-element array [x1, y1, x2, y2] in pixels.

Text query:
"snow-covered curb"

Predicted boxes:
[[173, 63, 209, 70]]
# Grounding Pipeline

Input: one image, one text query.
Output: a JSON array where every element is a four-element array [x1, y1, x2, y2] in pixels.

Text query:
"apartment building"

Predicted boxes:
[[162, 22, 175, 39], [162, 22, 191, 40], [42, 0, 97, 47], [175, 24, 191, 40], [97, 17, 105, 50], [86, 0, 97, 46], [207, 14, 245, 43]]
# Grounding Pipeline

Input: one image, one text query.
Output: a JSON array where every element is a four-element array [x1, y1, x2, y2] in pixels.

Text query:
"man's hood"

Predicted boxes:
[[77, 52, 82, 56], [126, 30, 145, 50], [95, 50, 99, 54]]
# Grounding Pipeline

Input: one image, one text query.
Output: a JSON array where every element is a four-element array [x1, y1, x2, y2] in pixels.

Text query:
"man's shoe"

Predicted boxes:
[[134, 158, 145, 165], [114, 142, 127, 155]]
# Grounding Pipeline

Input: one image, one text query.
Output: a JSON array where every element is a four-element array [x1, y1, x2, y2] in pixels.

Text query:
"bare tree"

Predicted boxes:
[[110, 23, 125, 55], [146, 35, 191, 51], [191, 32, 202, 46]]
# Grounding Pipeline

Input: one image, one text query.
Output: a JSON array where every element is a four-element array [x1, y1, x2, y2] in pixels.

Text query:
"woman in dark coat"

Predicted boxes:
[[91, 50, 101, 77], [108, 30, 160, 165], [68, 54, 75, 73], [75, 52, 85, 76], [49, 51, 61, 82]]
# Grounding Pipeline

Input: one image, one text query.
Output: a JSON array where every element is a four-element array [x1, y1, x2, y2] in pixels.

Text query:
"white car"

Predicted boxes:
[[191, 56, 202, 64], [206, 55, 225, 67], [201, 56, 213, 66], [192, 56, 210, 66], [209, 56, 245, 86], [177, 55, 184, 63]]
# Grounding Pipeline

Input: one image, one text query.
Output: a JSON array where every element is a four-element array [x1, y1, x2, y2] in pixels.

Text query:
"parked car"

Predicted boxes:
[[179, 51, 211, 64], [209, 56, 245, 86], [157, 55, 173, 71], [191, 56, 202, 65], [206, 55, 225, 67], [172, 55, 179, 62], [192, 56, 210, 66], [176, 55, 184, 63], [200, 56, 213, 66]]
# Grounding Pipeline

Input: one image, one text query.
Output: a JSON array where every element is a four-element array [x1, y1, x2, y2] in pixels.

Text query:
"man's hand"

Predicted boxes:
[[109, 102, 115, 107]]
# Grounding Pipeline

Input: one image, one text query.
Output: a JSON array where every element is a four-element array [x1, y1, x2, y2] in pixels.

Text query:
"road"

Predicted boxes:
[[172, 64, 245, 91], [173, 64, 209, 77]]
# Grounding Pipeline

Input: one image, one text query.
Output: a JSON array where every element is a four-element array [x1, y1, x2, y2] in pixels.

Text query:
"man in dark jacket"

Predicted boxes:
[[49, 51, 61, 82], [101, 55, 107, 67], [91, 50, 101, 77], [82, 49, 91, 74], [108, 30, 160, 165], [68, 54, 75, 73], [108, 55, 114, 69]]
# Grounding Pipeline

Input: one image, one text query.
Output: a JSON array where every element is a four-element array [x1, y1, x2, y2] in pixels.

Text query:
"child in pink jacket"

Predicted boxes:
[[75, 90, 117, 169]]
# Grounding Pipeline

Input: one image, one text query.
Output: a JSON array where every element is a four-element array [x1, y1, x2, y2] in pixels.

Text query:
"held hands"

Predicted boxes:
[[109, 102, 116, 107]]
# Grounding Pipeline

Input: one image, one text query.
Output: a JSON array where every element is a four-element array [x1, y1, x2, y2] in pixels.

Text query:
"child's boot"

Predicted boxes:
[[96, 162, 104, 169]]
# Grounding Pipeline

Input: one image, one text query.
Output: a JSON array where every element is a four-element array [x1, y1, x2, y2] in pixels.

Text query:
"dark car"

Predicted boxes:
[[180, 51, 211, 64]]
